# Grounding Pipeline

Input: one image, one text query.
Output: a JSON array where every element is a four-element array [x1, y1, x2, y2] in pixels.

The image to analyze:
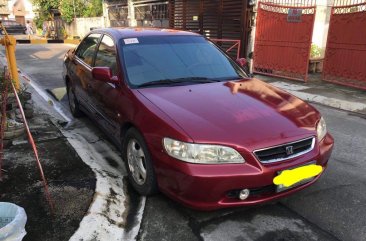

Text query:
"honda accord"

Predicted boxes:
[[63, 28, 334, 210]]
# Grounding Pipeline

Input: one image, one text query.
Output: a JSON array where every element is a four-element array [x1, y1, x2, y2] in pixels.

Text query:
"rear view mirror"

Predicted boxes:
[[92, 67, 119, 84]]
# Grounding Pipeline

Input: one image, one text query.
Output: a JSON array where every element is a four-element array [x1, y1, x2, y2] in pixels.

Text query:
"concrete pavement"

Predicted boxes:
[[137, 103, 366, 241], [1, 44, 144, 240], [257, 74, 366, 115], [0, 91, 95, 241]]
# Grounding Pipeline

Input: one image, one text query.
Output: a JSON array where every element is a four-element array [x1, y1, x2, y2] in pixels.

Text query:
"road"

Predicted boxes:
[[7, 44, 366, 241]]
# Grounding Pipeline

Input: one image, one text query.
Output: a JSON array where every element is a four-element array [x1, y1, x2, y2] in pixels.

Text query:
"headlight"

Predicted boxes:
[[316, 117, 327, 141], [163, 138, 245, 164]]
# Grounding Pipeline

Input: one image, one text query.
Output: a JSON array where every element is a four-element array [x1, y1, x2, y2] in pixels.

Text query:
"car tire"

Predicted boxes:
[[123, 128, 158, 196], [67, 82, 83, 117]]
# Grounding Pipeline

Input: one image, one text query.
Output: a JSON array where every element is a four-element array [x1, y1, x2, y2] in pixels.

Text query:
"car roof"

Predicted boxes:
[[90, 27, 201, 40]]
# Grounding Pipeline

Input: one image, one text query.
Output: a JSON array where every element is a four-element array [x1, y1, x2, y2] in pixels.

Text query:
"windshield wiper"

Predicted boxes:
[[172, 77, 218, 81], [218, 76, 246, 81], [137, 77, 220, 88]]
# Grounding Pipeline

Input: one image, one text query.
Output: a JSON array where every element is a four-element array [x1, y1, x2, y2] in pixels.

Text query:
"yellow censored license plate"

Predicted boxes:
[[273, 164, 323, 190]]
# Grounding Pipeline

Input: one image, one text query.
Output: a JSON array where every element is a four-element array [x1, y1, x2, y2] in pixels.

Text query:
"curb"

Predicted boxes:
[[18, 68, 144, 241], [14, 65, 145, 241], [16, 39, 80, 45], [270, 81, 366, 115]]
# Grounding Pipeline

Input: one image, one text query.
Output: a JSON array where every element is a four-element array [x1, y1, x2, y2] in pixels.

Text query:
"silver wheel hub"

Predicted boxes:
[[127, 139, 147, 185]]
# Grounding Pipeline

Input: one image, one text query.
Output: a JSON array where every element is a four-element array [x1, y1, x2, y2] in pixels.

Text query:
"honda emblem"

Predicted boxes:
[[286, 146, 294, 155]]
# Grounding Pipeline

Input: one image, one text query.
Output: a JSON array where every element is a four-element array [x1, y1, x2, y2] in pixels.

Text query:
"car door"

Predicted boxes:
[[71, 33, 101, 114], [90, 34, 122, 143]]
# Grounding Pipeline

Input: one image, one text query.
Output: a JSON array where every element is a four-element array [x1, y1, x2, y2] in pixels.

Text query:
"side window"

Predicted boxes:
[[94, 35, 117, 75], [76, 33, 101, 66]]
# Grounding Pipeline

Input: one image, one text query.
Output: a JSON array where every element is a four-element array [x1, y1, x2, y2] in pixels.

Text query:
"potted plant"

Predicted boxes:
[[309, 44, 323, 73]]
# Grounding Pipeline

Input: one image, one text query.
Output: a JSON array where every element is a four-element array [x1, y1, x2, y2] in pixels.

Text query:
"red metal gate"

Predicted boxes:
[[210, 39, 241, 60], [253, 0, 316, 81], [322, 0, 366, 90]]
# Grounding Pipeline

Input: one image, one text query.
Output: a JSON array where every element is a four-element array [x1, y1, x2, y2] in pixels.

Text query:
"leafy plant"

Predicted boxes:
[[32, 0, 59, 27], [0, 69, 15, 94], [59, 0, 85, 24], [61, 27, 68, 39], [310, 44, 321, 58], [18, 84, 31, 106], [33, 0, 103, 25], [83, 0, 103, 18], [0, 69, 6, 93]]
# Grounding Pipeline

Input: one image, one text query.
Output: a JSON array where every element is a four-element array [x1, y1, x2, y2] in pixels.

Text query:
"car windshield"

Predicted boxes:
[[119, 35, 247, 88]]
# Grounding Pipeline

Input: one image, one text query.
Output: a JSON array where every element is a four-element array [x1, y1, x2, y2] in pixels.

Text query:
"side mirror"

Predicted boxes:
[[236, 58, 248, 68], [92, 67, 119, 84], [236, 58, 252, 77]]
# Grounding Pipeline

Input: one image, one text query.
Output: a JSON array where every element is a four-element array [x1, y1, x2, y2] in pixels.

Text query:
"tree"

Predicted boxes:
[[32, 0, 59, 28], [83, 0, 103, 18], [59, 0, 85, 24], [32, 0, 103, 26]]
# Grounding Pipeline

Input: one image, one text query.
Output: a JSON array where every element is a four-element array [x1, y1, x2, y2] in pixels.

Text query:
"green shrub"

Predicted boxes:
[[310, 44, 321, 58]]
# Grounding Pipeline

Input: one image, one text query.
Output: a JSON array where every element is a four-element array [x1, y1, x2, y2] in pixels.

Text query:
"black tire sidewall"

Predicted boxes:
[[67, 82, 83, 117], [123, 128, 158, 196]]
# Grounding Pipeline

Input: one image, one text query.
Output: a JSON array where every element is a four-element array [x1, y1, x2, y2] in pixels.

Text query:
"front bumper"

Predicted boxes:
[[152, 133, 334, 210]]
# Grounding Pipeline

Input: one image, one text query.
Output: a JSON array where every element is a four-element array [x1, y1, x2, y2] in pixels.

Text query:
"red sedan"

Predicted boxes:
[[63, 28, 334, 210]]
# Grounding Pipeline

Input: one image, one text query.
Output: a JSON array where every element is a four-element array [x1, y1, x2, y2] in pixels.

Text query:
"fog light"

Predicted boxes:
[[239, 189, 250, 200]]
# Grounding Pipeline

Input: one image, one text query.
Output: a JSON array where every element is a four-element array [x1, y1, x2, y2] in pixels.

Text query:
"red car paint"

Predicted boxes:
[[63, 28, 334, 210]]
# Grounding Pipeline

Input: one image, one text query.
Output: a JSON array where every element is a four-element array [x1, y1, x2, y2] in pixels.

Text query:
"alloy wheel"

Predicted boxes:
[[127, 139, 147, 185]]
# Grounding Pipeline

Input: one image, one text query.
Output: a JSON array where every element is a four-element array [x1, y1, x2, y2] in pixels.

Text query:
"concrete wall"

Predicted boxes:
[[312, 0, 332, 57], [64, 17, 105, 38]]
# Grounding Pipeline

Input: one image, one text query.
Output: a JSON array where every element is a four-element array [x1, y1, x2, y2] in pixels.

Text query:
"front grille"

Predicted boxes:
[[254, 137, 315, 164]]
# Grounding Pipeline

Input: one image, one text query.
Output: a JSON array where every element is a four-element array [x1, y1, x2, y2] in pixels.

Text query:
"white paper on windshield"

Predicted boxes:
[[124, 38, 139, 45]]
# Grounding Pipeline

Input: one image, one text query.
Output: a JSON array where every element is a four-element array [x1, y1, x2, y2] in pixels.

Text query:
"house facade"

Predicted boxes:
[[103, 0, 255, 57], [0, 0, 35, 24]]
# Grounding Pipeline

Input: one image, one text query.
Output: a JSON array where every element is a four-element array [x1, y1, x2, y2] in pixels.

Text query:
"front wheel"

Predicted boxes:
[[123, 128, 158, 196]]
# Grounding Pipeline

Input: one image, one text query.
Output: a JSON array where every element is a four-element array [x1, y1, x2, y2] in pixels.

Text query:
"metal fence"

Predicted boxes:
[[322, 0, 366, 90], [253, 0, 316, 81]]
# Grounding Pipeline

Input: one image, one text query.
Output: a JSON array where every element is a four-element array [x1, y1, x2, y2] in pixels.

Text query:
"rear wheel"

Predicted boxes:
[[123, 128, 158, 195], [67, 82, 83, 117]]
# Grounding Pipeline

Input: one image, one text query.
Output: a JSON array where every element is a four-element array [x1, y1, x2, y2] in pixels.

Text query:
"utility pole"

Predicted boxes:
[[102, 0, 109, 27], [128, 0, 136, 27], [73, 0, 76, 18]]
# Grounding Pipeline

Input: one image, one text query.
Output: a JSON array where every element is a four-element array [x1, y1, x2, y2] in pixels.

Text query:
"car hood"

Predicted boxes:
[[138, 78, 320, 151]]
